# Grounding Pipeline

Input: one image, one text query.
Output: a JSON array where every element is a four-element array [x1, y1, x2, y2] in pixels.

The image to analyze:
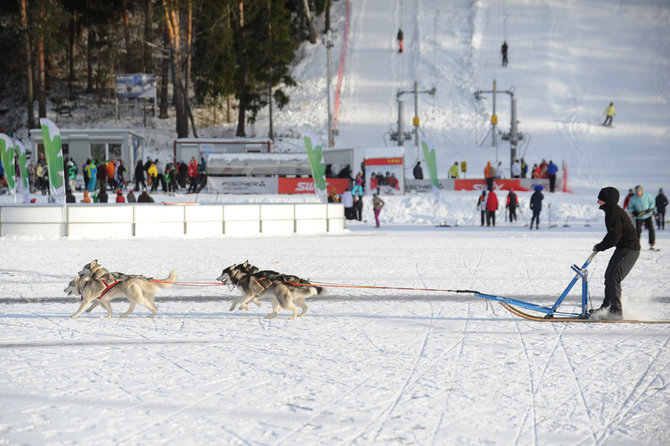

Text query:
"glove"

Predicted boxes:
[[632, 211, 640, 217], [593, 244, 601, 252]]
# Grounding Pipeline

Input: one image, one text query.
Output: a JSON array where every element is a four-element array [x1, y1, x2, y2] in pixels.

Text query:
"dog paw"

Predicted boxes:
[[229, 305, 237, 311], [264, 313, 277, 319]]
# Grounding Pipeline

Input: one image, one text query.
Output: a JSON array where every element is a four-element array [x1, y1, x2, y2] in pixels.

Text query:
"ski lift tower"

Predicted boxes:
[[474, 80, 524, 174], [396, 81, 436, 161]]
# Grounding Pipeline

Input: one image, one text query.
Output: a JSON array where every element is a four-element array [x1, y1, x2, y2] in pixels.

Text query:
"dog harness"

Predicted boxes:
[[97, 279, 120, 299]]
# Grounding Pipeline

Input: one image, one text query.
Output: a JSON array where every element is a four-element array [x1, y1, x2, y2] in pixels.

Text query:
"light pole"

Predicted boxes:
[[324, 31, 334, 147], [397, 81, 436, 160]]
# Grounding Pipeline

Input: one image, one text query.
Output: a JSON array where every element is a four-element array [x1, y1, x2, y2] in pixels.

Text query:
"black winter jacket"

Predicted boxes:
[[595, 187, 640, 252]]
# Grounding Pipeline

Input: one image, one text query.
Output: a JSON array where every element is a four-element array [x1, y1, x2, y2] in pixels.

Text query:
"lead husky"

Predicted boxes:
[[217, 261, 324, 319], [66, 261, 177, 318]]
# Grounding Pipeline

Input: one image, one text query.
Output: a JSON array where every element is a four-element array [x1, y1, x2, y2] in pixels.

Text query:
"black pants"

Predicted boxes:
[[656, 210, 665, 230], [635, 217, 656, 246], [530, 210, 541, 229], [480, 210, 486, 226], [549, 174, 556, 192], [485, 177, 494, 191], [602, 247, 639, 312], [486, 210, 495, 226], [509, 206, 517, 221]]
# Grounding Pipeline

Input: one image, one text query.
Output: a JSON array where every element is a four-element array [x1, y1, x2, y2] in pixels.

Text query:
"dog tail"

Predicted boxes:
[[154, 270, 177, 288]]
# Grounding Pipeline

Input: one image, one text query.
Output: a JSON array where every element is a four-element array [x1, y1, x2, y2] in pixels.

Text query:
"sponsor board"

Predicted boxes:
[[207, 177, 278, 194], [278, 178, 349, 194]]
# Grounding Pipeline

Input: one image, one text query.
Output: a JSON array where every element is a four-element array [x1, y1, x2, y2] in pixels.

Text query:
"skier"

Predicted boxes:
[[603, 102, 615, 126], [529, 185, 543, 230], [501, 41, 508, 66], [656, 188, 667, 230], [397, 28, 404, 53], [476, 190, 487, 226], [629, 185, 656, 250], [591, 187, 640, 320]]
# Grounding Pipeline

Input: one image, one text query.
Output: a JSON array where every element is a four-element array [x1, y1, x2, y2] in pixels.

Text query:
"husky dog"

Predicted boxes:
[[67, 261, 176, 319], [217, 261, 324, 319]]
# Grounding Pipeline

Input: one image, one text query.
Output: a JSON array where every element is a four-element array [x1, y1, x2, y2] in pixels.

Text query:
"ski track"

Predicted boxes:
[[512, 320, 539, 445], [595, 331, 670, 445]]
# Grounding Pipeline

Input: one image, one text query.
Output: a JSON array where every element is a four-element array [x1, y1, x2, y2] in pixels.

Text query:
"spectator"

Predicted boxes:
[[147, 160, 158, 192], [127, 188, 137, 203], [178, 161, 188, 189], [484, 161, 496, 191], [187, 156, 198, 193], [97, 187, 108, 203], [495, 161, 504, 179], [529, 185, 544, 230], [372, 191, 385, 227], [85, 159, 97, 192], [448, 162, 459, 179], [81, 190, 92, 203], [546, 160, 559, 192], [511, 159, 521, 178], [506, 188, 518, 222], [486, 188, 498, 226], [115, 190, 125, 203], [629, 185, 656, 250], [67, 159, 77, 193], [655, 188, 667, 230], [353, 172, 364, 196], [341, 187, 354, 220], [520, 158, 528, 178], [137, 189, 154, 203], [623, 188, 634, 210], [353, 194, 363, 221], [196, 157, 208, 193], [413, 161, 424, 179], [477, 190, 487, 226], [134, 160, 146, 192], [106, 160, 116, 190], [117, 160, 126, 188], [328, 189, 340, 203]]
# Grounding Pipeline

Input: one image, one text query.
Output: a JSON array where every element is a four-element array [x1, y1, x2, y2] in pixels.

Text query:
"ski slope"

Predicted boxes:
[[270, 0, 670, 193]]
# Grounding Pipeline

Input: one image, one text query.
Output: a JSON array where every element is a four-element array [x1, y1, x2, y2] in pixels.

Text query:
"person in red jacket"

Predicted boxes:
[[187, 156, 198, 193], [486, 189, 498, 226], [115, 190, 125, 203]]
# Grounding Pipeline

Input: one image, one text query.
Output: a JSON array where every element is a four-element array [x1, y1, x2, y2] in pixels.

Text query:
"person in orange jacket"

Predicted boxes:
[[81, 190, 92, 203], [484, 161, 496, 191], [486, 189, 498, 226], [106, 160, 116, 190]]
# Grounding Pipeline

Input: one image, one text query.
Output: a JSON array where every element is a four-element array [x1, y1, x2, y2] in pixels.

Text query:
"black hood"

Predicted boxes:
[[598, 187, 619, 205]]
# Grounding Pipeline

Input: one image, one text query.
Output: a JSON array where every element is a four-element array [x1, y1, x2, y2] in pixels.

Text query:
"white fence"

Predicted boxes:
[[0, 203, 345, 238]]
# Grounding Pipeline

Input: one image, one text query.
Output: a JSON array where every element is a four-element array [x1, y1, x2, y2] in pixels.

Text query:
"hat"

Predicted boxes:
[[660, 188, 664, 193], [634, 185, 643, 192], [598, 187, 619, 203], [534, 185, 544, 191]]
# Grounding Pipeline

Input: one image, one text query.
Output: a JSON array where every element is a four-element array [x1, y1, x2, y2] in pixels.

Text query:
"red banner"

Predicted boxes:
[[454, 179, 529, 191], [278, 177, 349, 194]]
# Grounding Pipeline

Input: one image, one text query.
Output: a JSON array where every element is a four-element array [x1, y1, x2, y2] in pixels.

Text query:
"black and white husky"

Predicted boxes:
[[217, 261, 324, 319]]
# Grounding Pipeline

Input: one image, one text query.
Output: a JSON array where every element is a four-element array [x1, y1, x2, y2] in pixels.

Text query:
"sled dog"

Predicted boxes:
[[67, 264, 176, 319], [217, 261, 324, 319]]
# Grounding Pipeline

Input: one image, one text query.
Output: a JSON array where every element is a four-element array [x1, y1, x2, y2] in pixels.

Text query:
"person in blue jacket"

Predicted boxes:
[[591, 187, 640, 320], [529, 185, 544, 230], [629, 185, 656, 250], [546, 160, 559, 192]]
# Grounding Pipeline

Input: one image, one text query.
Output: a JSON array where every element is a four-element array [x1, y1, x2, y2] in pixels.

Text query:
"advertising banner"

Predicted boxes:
[[278, 178, 349, 194], [206, 177, 277, 194], [0, 134, 15, 193], [303, 134, 327, 202], [364, 157, 403, 195], [115, 74, 157, 99], [39, 118, 66, 203]]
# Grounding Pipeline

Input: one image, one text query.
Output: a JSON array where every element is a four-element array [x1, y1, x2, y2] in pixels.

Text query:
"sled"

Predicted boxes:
[[473, 252, 670, 323]]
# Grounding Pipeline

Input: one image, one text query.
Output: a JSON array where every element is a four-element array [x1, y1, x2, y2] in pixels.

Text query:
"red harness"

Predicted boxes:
[[97, 279, 119, 299]]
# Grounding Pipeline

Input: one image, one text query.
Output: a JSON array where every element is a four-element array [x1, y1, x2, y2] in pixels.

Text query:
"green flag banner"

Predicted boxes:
[[39, 118, 66, 200], [14, 140, 30, 193], [303, 133, 327, 202], [421, 139, 439, 189], [0, 133, 16, 192]]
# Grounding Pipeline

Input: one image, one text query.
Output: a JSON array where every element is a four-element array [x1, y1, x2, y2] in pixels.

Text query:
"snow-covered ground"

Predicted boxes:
[[2, 0, 670, 444]]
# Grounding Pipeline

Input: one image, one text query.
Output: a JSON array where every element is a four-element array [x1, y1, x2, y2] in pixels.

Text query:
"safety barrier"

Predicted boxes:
[[0, 203, 345, 238]]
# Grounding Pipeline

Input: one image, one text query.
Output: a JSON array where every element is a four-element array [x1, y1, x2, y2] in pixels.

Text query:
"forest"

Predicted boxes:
[[0, 0, 333, 138]]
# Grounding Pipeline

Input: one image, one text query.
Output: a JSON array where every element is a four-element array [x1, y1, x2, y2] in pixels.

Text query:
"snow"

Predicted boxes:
[[2, 0, 670, 444]]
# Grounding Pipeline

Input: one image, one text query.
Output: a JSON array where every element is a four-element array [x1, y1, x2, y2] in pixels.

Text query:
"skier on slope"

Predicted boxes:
[[397, 28, 404, 53], [591, 187, 640, 320]]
